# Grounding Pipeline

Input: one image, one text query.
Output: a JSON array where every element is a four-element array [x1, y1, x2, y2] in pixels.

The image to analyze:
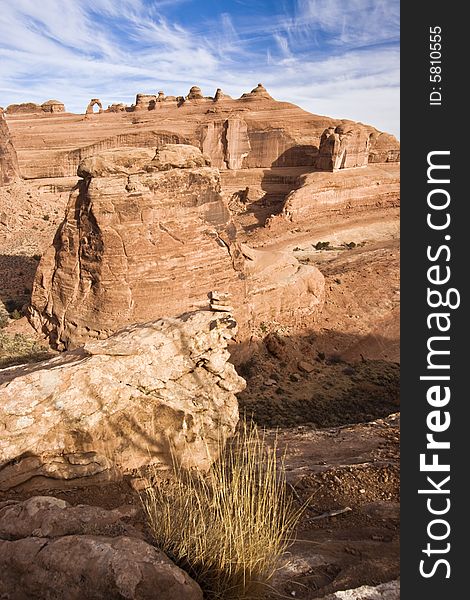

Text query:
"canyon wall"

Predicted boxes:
[[0, 109, 20, 186], [5, 85, 400, 181]]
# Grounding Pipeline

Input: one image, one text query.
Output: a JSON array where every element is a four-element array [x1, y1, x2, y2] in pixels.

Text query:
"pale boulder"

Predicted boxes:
[[0, 311, 245, 491]]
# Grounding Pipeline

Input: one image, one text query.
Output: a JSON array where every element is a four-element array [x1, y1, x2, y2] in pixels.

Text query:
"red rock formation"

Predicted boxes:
[[214, 88, 231, 102], [0, 497, 203, 599], [41, 99, 65, 113], [316, 125, 371, 171], [6, 100, 66, 114], [241, 83, 273, 100], [105, 102, 128, 112], [86, 98, 103, 114], [368, 132, 401, 163], [134, 93, 157, 110], [186, 85, 205, 100], [5, 85, 399, 180], [273, 164, 400, 225], [1, 310, 244, 486], [29, 145, 324, 349], [0, 109, 20, 186], [6, 102, 43, 115]]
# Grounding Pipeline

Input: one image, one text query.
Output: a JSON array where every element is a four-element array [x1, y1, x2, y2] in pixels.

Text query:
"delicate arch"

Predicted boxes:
[[86, 99, 103, 114]]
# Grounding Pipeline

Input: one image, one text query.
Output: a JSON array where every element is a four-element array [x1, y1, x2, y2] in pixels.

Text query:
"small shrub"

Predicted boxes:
[[142, 421, 303, 599], [42, 214, 50, 221], [314, 241, 330, 250], [33, 254, 41, 261], [4, 299, 22, 314], [0, 332, 54, 368], [11, 309, 22, 320]]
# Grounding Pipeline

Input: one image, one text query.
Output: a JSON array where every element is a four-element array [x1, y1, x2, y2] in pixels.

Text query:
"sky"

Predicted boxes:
[[0, 0, 400, 137]]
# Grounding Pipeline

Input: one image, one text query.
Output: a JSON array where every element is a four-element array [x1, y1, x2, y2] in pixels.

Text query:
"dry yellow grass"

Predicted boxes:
[[142, 421, 302, 599]]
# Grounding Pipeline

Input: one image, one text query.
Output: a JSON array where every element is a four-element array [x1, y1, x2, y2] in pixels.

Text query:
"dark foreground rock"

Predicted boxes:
[[0, 496, 202, 600]]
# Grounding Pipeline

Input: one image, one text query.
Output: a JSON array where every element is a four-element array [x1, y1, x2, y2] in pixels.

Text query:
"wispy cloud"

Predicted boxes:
[[0, 0, 399, 136]]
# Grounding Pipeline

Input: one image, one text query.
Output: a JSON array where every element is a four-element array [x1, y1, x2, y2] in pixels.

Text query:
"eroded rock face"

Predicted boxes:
[[0, 109, 20, 186], [214, 88, 231, 101], [186, 85, 204, 100], [150, 143, 211, 170], [30, 145, 233, 347], [368, 132, 401, 163], [0, 496, 203, 600], [316, 125, 371, 171], [135, 94, 156, 111], [202, 117, 251, 169], [6, 101, 65, 115], [30, 145, 324, 349], [274, 164, 400, 225], [106, 102, 128, 113], [241, 83, 273, 100], [0, 310, 244, 490], [6, 102, 43, 114]]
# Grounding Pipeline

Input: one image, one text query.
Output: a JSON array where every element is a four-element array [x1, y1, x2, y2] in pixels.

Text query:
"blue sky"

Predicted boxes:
[[0, 0, 399, 136]]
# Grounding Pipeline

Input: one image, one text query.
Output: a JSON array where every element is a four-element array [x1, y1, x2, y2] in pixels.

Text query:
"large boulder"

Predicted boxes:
[[0, 496, 203, 600], [29, 145, 324, 349], [0, 310, 245, 491], [149, 143, 211, 170]]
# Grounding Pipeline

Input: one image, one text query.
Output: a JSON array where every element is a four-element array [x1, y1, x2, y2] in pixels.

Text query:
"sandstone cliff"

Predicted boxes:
[[29, 145, 324, 349], [5, 85, 399, 180], [0, 109, 20, 186]]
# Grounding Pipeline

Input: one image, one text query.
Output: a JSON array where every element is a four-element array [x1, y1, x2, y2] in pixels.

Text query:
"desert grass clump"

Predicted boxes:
[[142, 421, 302, 599]]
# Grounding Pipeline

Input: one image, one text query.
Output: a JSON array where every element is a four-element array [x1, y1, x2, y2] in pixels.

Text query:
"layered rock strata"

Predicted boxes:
[[5, 84, 400, 180], [273, 164, 400, 225], [0, 310, 245, 491]]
